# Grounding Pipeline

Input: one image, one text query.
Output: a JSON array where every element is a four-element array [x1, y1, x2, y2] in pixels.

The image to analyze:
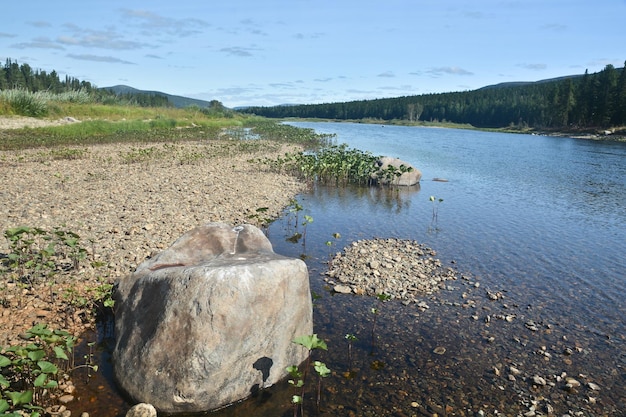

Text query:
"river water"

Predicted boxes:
[[266, 123, 626, 416], [78, 123, 625, 416]]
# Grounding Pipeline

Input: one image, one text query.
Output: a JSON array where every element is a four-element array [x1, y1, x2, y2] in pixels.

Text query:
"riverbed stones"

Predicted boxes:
[[371, 156, 422, 186], [113, 222, 313, 414], [325, 238, 458, 302]]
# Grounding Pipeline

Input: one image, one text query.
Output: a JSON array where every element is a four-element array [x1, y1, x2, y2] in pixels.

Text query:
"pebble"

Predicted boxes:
[[587, 382, 601, 391], [333, 284, 352, 294], [58, 394, 75, 404], [433, 347, 446, 355], [532, 375, 547, 386], [126, 403, 157, 417]]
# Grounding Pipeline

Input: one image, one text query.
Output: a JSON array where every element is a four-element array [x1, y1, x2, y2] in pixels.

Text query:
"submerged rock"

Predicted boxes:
[[113, 223, 313, 414]]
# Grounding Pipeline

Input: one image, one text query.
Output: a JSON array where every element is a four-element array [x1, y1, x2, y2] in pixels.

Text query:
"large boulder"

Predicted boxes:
[[372, 156, 422, 186], [112, 223, 313, 414]]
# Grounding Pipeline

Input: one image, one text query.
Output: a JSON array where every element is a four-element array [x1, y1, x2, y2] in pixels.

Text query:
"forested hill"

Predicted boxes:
[[241, 63, 626, 130], [101, 85, 214, 108]]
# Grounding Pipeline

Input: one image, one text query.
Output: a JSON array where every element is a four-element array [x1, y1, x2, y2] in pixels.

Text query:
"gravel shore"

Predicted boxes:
[[0, 137, 305, 345]]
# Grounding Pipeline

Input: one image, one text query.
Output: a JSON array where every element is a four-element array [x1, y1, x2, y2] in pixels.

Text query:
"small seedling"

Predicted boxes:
[[370, 294, 391, 354], [286, 365, 304, 417], [287, 334, 330, 416], [345, 333, 358, 377], [301, 215, 313, 246], [325, 232, 341, 261], [313, 361, 331, 411], [429, 195, 444, 223], [0, 324, 91, 415]]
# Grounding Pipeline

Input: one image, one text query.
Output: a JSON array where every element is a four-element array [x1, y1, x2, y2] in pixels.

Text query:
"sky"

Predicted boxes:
[[2, 0, 625, 108]]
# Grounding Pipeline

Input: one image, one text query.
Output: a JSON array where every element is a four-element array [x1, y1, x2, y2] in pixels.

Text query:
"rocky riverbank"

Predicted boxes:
[[0, 138, 306, 347]]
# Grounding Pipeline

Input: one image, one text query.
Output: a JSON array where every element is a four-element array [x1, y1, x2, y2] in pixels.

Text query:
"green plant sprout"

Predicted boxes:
[[287, 199, 304, 227], [325, 232, 341, 261], [301, 215, 313, 246], [246, 207, 272, 229], [286, 365, 304, 417], [0, 324, 96, 415], [313, 361, 331, 411], [286, 334, 330, 416], [429, 195, 444, 222], [2, 226, 88, 285], [370, 294, 392, 354], [344, 333, 358, 378]]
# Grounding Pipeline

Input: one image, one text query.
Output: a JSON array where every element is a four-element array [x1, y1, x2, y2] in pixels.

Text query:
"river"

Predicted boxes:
[[264, 122, 625, 416]]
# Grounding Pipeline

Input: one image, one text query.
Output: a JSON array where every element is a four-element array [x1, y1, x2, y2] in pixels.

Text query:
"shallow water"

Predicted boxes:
[[74, 123, 625, 416]]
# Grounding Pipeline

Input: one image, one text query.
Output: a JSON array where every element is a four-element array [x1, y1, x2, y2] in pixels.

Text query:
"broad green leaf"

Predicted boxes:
[[6, 390, 33, 407], [33, 373, 47, 388], [0, 399, 9, 413], [292, 334, 327, 351], [0, 374, 9, 388], [53, 346, 68, 360], [44, 380, 59, 389], [37, 361, 58, 375], [0, 354, 11, 367], [27, 350, 45, 362]]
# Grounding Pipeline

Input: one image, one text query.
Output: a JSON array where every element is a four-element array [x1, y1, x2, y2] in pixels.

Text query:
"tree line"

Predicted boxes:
[[0, 58, 95, 93], [0, 58, 170, 107], [242, 63, 626, 130]]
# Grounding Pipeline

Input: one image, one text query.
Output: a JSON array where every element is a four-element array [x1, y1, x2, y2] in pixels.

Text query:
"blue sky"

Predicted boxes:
[[2, 0, 625, 108]]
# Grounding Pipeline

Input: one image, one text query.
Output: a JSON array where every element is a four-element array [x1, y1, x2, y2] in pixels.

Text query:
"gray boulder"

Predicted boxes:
[[372, 156, 422, 186], [112, 222, 313, 414]]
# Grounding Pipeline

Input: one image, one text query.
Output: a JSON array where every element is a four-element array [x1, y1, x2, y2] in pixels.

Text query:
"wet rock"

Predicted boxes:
[[126, 403, 157, 417], [334, 284, 353, 294], [565, 377, 581, 391], [113, 223, 313, 414], [587, 382, 601, 391], [433, 346, 446, 355], [532, 375, 547, 386]]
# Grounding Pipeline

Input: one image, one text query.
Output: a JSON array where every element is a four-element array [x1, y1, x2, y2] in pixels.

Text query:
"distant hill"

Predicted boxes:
[[477, 73, 586, 90], [101, 85, 215, 108]]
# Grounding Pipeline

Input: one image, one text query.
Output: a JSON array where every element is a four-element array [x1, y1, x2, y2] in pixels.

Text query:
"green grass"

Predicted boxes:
[[0, 91, 340, 151]]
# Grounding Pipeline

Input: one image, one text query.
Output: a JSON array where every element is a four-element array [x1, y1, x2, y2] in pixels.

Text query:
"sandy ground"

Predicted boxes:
[[0, 115, 82, 129]]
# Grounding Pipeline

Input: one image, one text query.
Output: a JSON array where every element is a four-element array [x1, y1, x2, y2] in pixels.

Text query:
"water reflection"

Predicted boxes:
[[309, 183, 420, 215]]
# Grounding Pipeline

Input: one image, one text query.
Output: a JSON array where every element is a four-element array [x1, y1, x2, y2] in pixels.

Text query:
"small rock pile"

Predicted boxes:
[[325, 238, 458, 303]]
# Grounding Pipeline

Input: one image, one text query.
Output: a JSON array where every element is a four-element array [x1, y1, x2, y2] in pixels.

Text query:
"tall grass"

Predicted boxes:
[[0, 89, 49, 117], [0, 89, 97, 117]]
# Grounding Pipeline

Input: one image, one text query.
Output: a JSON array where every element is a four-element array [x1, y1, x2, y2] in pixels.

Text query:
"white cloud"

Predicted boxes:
[[67, 54, 135, 64]]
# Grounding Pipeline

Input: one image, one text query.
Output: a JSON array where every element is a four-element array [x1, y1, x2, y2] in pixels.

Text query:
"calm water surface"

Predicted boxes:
[[78, 123, 625, 416]]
